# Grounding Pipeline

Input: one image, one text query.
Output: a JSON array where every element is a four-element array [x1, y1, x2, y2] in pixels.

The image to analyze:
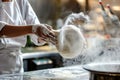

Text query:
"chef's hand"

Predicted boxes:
[[32, 24, 57, 45]]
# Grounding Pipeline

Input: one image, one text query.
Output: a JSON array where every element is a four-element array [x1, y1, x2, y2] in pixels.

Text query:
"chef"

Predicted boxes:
[[0, 0, 56, 74]]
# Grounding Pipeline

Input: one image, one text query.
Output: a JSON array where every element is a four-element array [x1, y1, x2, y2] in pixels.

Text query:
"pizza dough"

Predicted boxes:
[[55, 25, 86, 58]]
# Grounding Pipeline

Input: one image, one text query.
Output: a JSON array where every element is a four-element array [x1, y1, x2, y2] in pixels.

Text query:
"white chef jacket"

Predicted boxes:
[[0, 0, 41, 74]]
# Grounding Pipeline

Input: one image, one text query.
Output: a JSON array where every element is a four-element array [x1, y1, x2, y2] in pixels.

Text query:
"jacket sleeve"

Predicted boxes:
[[22, 0, 46, 45], [0, 21, 7, 31], [23, 0, 40, 24]]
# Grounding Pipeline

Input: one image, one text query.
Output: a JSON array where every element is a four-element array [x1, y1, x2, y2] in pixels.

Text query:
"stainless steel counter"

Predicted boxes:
[[0, 65, 89, 80]]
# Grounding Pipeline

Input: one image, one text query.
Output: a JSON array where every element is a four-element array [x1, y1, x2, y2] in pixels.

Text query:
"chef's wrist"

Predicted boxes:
[[32, 24, 44, 34]]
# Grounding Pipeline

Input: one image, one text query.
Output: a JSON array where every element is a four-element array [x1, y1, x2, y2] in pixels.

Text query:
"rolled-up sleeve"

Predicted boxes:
[[23, 0, 40, 25], [0, 21, 7, 31], [22, 0, 45, 45]]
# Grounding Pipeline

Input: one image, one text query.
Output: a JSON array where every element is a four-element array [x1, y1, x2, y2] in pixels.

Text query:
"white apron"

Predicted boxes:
[[0, 0, 40, 74]]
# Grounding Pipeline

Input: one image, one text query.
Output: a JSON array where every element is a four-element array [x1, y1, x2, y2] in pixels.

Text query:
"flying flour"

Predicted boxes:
[[54, 12, 89, 58]]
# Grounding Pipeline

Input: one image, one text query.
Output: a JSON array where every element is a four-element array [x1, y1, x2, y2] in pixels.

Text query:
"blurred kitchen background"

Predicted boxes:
[[28, 0, 120, 27], [22, 0, 120, 72]]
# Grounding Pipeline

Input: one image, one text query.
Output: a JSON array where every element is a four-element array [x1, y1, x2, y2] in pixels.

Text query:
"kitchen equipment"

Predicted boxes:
[[83, 62, 120, 80]]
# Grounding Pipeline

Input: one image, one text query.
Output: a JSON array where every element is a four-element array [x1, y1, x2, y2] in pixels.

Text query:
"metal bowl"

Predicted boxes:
[[83, 62, 120, 80]]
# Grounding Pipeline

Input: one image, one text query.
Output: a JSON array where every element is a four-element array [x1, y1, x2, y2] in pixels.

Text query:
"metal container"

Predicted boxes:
[[83, 63, 120, 80]]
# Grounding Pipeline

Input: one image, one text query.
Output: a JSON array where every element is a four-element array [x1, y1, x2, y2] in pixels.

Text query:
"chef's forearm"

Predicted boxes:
[[0, 25, 33, 37]]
